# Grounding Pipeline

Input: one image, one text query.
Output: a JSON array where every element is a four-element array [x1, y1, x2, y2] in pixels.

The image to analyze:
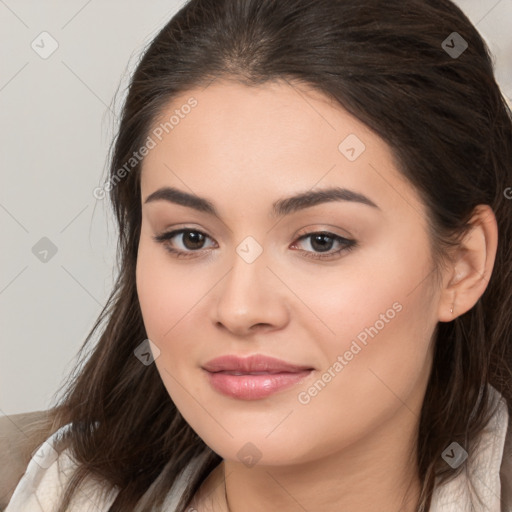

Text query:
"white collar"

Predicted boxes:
[[430, 386, 509, 512]]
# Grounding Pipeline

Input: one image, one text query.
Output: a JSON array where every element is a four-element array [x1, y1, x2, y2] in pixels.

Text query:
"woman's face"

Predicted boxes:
[[136, 79, 443, 466]]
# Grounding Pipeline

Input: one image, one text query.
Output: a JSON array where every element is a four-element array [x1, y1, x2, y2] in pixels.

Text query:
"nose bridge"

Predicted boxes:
[[221, 236, 269, 308], [213, 234, 289, 332]]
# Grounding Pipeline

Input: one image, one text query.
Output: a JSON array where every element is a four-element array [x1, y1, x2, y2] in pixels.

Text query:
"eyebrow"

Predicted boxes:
[[144, 186, 380, 218]]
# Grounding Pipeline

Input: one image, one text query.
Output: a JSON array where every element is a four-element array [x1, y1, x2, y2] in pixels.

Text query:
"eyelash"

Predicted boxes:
[[152, 228, 357, 261]]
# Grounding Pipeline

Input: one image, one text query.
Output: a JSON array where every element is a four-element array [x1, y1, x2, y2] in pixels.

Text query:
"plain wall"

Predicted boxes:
[[1, 0, 511, 416]]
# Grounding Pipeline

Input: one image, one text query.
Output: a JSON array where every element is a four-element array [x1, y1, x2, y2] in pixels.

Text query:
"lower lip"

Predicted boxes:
[[204, 369, 313, 400]]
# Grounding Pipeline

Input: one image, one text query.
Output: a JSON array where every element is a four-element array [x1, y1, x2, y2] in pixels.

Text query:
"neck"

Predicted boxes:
[[223, 444, 420, 511], [193, 406, 422, 512]]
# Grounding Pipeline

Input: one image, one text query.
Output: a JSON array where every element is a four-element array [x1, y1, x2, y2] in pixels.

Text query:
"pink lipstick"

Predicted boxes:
[[202, 354, 314, 400]]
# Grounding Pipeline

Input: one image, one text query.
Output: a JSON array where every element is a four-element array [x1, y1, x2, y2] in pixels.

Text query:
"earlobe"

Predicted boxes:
[[437, 205, 498, 323]]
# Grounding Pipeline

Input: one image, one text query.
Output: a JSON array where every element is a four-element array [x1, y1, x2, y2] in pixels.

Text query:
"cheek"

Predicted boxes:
[[282, 281, 437, 464], [136, 241, 206, 404], [282, 231, 435, 356], [136, 236, 205, 342], [136, 249, 170, 340], [294, 239, 438, 424]]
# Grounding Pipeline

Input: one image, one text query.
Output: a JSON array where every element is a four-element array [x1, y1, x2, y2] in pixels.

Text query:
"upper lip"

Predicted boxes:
[[202, 355, 314, 373]]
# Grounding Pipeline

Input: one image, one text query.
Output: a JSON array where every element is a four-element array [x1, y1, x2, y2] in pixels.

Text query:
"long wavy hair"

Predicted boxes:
[[18, 0, 512, 510]]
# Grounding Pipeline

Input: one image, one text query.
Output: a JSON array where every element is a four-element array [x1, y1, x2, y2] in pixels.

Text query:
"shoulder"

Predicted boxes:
[[430, 386, 510, 511], [500, 396, 512, 506], [0, 410, 53, 509], [1, 415, 118, 512]]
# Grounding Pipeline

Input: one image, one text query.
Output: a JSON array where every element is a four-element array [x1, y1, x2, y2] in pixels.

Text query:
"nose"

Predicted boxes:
[[211, 251, 290, 337]]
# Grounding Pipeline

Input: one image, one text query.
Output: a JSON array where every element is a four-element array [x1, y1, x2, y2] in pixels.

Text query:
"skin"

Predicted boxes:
[[135, 79, 498, 512]]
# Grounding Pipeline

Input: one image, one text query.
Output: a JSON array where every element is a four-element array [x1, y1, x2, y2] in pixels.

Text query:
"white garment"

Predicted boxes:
[[5, 387, 509, 511], [4, 426, 204, 512], [429, 386, 509, 512]]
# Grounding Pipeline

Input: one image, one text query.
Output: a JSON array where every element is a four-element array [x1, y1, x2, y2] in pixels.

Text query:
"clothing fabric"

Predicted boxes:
[[5, 385, 510, 511]]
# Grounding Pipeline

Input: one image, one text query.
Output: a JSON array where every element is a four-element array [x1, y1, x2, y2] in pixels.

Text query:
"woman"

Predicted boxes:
[[4, 0, 512, 510]]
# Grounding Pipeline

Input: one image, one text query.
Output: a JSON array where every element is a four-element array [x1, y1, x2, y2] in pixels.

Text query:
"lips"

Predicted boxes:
[[202, 354, 314, 374], [201, 354, 315, 400]]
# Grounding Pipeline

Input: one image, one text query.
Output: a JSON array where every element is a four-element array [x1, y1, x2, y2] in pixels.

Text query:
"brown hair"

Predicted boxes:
[[17, 0, 512, 510]]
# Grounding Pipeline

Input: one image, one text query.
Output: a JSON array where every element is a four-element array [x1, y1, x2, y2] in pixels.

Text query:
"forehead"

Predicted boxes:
[[143, 79, 379, 169], [140, 79, 425, 220]]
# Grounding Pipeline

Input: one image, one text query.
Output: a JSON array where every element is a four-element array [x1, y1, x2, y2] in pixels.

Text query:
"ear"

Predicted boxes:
[[437, 204, 498, 322]]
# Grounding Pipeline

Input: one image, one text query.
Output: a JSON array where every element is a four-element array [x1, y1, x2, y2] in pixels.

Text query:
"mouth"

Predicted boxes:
[[202, 354, 314, 374], [202, 367, 314, 400], [201, 354, 315, 400]]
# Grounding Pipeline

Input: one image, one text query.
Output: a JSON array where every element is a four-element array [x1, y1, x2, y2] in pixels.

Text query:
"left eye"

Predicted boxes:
[[153, 229, 356, 260], [291, 231, 356, 258]]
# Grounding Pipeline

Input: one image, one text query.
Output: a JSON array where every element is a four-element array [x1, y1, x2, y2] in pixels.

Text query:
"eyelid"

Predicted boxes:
[[152, 228, 217, 249], [294, 224, 353, 240]]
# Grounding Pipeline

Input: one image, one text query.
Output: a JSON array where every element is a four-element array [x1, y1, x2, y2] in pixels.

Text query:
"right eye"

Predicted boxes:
[[152, 228, 217, 258]]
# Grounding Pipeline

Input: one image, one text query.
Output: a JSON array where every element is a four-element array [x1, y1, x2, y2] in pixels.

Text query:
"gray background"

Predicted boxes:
[[1, 0, 511, 416]]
